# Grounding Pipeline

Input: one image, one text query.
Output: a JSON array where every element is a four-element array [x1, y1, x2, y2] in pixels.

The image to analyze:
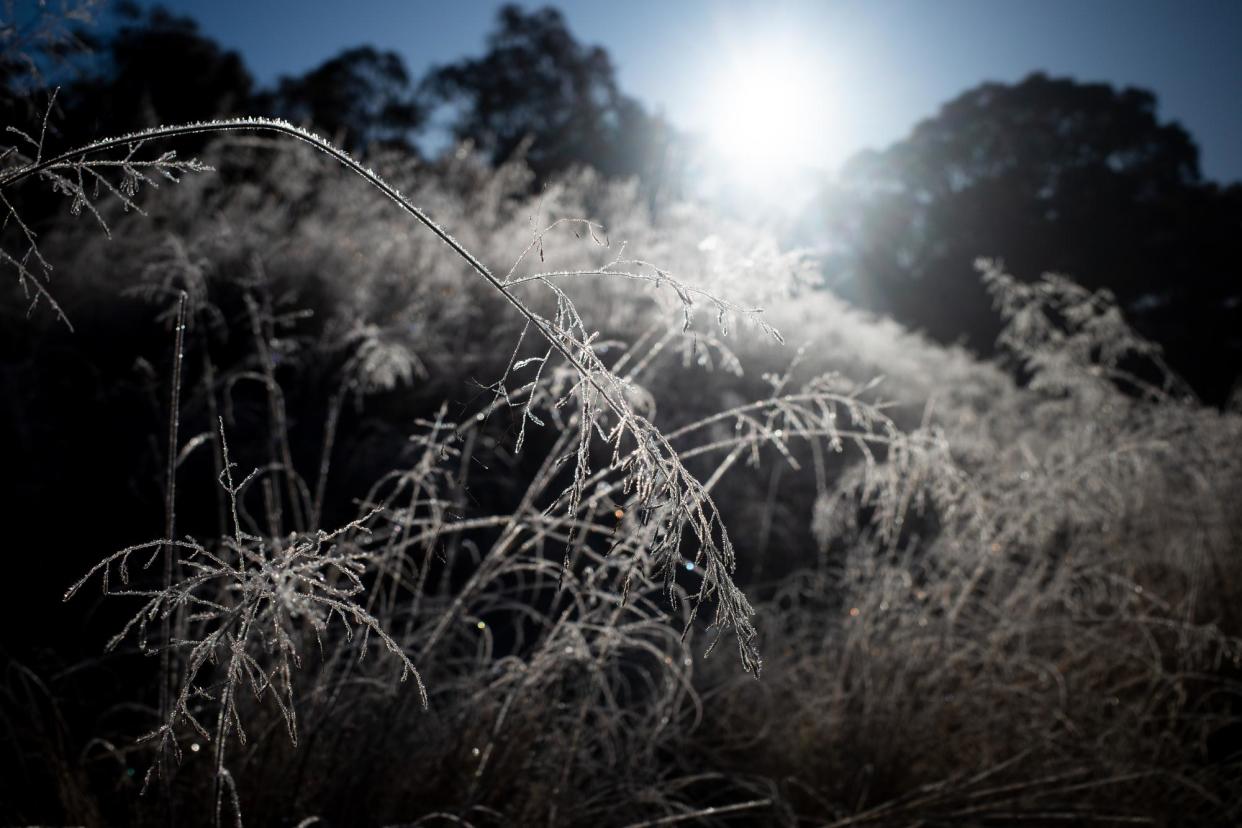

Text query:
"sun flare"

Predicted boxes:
[[703, 46, 832, 175]]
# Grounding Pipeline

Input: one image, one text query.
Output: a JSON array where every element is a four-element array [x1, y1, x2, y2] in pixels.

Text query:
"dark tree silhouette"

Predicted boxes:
[[422, 4, 674, 186], [827, 72, 1242, 404], [57, 3, 251, 140], [254, 46, 425, 153]]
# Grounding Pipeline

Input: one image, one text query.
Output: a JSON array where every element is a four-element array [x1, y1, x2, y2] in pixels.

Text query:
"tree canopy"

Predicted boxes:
[[59, 3, 252, 140], [828, 72, 1242, 403], [256, 46, 425, 153], [422, 4, 674, 185], [16, 4, 676, 186]]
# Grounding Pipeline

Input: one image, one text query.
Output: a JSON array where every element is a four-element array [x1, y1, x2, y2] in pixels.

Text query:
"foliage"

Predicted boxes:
[[1, 16, 1240, 828], [254, 46, 425, 153], [422, 4, 677, 186], [827, 71, 1242, 404], [693, 259, 1242, 825], [57, 3, 252, 139], [0, 118, 1237, 825]]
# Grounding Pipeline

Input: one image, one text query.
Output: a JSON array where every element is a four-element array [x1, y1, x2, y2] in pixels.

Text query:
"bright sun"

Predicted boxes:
[[703, 46, 831, 176]]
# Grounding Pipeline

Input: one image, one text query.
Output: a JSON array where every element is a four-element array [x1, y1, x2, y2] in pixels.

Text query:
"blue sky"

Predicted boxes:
[[133, 0, 1242, 183]]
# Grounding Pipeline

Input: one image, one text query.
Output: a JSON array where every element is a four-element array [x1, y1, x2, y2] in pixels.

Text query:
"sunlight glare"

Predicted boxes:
[[703, 44, 832, 177]]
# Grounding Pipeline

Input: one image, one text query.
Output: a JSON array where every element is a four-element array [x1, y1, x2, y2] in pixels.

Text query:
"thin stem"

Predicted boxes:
[[159, 291, 187, 790]]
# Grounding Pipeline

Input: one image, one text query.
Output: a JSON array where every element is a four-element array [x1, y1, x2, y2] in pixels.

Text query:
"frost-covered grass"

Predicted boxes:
[[2, 118, 1240, 827]]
